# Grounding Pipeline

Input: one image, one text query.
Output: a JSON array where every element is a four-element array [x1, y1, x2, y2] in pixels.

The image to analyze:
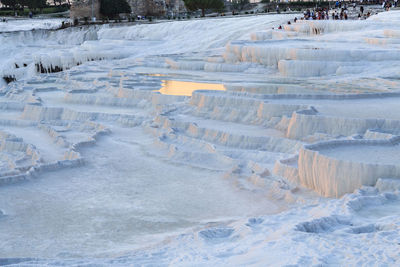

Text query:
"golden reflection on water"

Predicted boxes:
[[146, 74, 168, 77], [158, 80, 226, 96]]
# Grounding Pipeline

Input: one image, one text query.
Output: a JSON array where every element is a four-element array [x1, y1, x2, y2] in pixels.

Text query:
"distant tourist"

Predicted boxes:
[[381, 1, 392, 11], [384, 1, 392, 11]]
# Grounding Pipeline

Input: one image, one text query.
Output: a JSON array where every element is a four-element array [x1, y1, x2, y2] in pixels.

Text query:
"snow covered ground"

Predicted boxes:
[[1, 11, 400, 266]]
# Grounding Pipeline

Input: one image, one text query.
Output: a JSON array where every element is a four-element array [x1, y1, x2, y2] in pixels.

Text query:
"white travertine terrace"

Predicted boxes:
[[1, 12, 400, 196], [297, 138, 400, 197], [1, 10, 400, 264]]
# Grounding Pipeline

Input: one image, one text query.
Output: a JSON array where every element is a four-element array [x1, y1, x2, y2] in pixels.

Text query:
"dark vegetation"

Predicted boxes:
[[100, 0, 131, 19], [183, 0, 225, 17], [0, 0, 69, 16], [3, 76, 16, 84]]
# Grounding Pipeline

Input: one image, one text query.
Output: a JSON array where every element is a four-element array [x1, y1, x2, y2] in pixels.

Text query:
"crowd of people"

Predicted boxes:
[[382, 0, 398, 10], [273, 0, 398, 30], [292, 0, 398, 21], [298, 1, 393, 21], [299, 7, 371, 21]]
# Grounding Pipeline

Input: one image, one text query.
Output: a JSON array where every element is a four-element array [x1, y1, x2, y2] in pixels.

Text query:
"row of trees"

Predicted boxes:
[[183, 0, 224, 17], [179, 0, 251, 17], [3, 0, 247, 18], [1, 0, 49, 11], [100, 0, 131, 18], [99, 0, 229, 19]]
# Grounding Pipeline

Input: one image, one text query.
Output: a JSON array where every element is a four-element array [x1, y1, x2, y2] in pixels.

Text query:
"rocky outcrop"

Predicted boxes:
[[130, 0, 186, 16], [70, 0, 101, 19]]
